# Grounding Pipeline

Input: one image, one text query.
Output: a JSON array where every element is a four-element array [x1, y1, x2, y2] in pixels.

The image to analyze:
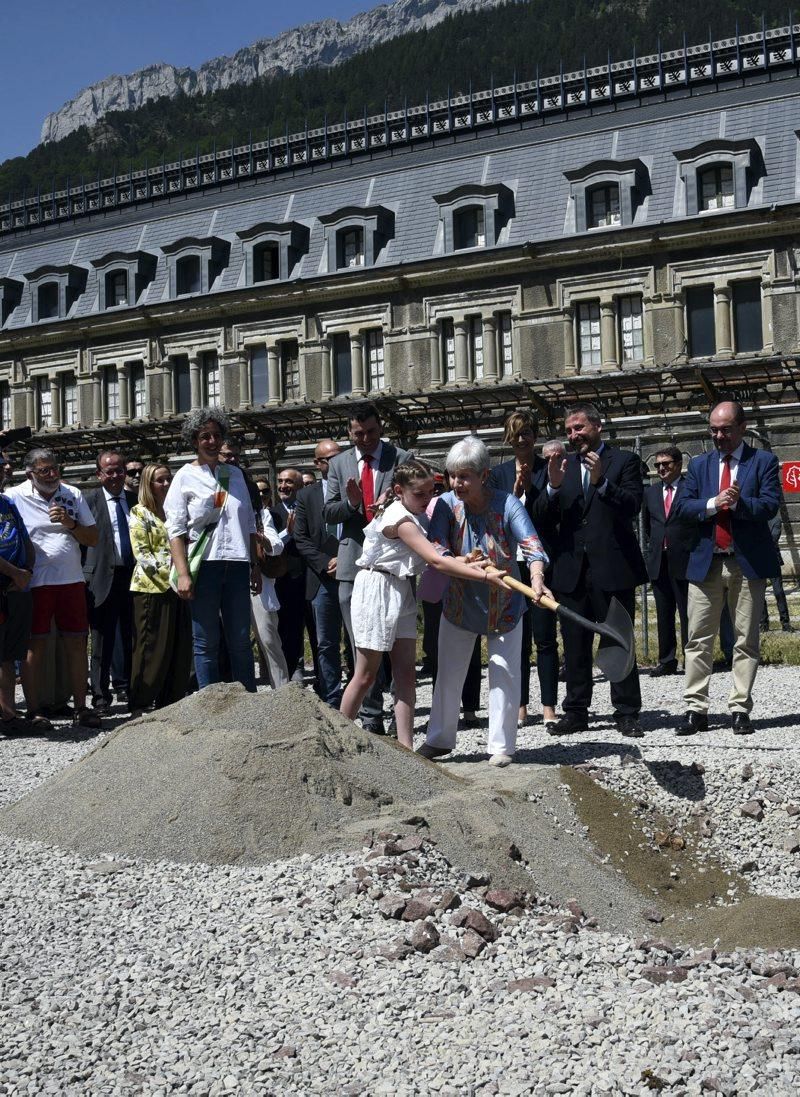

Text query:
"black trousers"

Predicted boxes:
[[276, 574, 307, 677], [518, 561, 559, 709], [651, 557, 689, 666], [89, 566, 133, 705], [556, 559, 641, 717], [761, 575, 791, 627]]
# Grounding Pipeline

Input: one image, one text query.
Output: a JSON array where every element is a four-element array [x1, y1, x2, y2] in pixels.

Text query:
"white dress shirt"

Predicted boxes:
[[164, 461, 256, 562], [103, 487, 130, 566], [705, 442, 744, 516]]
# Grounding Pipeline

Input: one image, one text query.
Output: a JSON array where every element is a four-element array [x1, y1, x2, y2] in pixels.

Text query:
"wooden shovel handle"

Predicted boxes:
[[484, 565, 560, 613]]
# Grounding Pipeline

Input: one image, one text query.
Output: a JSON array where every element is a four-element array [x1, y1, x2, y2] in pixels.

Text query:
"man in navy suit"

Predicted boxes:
[[546, 403, 647, 738], [642, 446, 694, 677], [674, 400, 781, 736]]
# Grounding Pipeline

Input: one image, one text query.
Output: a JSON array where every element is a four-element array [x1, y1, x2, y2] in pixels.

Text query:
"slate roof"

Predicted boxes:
[[3, 71, 800, 333]]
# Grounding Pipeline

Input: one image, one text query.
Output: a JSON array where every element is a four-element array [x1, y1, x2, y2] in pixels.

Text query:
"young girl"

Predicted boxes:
[[340, 460, 507, 750]]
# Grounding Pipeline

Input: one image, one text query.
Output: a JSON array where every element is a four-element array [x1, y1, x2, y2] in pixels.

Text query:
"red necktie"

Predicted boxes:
[[663, 484, 673, 549], [360, 454, 374, 518], [715, 456, 733, 551]]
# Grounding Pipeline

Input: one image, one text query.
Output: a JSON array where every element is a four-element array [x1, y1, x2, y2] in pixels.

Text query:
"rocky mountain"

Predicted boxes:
[[41, 0, 504, 144]]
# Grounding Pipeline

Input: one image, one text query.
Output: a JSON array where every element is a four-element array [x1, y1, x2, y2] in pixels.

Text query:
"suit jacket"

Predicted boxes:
[[547, 446, 647, 594], [270, 502, 307, 608], [487, 455, 557, 566], [323, 442, 411, 581], [642, 476, 694, 581], [673, 444, 782, 581], [294, 481, 340, 599], [82, 487, 138, 607]]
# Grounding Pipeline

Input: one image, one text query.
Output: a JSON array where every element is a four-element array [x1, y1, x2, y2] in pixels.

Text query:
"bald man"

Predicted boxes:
[[294, 439, 348, 707]]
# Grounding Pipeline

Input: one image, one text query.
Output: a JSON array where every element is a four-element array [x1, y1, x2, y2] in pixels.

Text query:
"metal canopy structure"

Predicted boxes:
[[18, 356, 800, 467]]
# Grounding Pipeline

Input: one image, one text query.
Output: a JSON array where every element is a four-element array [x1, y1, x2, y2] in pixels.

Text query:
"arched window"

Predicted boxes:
[[698, 164, 734, 211], [587, 183, 621, 229], [176, 256, 201, 296]]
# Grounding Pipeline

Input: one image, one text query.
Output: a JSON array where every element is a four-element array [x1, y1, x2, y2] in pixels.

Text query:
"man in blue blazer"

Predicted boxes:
[[674, 400, 781, 736]]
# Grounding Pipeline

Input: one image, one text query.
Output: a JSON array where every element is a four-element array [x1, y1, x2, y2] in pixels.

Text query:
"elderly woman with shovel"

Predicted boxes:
[[416, 436, 551, 768]]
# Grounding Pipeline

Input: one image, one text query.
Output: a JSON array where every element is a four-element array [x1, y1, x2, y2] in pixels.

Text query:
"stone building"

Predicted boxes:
[[2, 25, 800, 569]]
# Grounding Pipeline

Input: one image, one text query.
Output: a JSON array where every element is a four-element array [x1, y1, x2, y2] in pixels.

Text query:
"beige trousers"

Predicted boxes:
[[684, 556, 766, 715]]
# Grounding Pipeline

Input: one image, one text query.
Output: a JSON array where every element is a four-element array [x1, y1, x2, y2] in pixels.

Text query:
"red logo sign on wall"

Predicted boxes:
[[782, 463, 800, 492]]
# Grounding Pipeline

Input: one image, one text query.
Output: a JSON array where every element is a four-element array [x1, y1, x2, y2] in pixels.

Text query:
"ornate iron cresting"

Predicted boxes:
[[2, 22, 799, 236]]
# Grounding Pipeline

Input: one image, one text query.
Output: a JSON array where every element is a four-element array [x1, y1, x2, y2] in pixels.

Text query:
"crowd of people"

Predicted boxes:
[[0, 396, 786, 760]]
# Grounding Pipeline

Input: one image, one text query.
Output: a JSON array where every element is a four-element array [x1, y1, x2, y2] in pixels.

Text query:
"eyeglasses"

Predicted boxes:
[[653, 461, 675, 469], [126, 469, 142, 478]]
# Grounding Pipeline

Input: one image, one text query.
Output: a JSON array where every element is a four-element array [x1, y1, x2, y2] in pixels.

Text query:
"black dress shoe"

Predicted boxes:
[[650, 662, 678, 678], [615, 715, 643, 738], [677, 712, 708, 736], [416, 743, 452, 760], [360, 718, 386, 735], [731, 712, 755, 735], [115, 689, 129, 706], [782, 623, 795, 633], [547, 713, 589, 736]]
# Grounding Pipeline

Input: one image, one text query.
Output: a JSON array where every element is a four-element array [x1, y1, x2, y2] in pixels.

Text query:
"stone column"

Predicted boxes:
[[297, 343, 310, 400], [351, 332, 365, 396], [322, 339, 333, 399], [429, 326, 442, 387], [143, 362, 153, 417], [189, 353, 202, 410], [49, 377, 62, 428], [714, 286, 733, 356], [482, 315, 498, 381], [563, 306, 576, 373], [238, 352, 251, 408], [600, 301, 617, 370], [761, 279, 774, 353], [25, 382, 35, 428], [162, 361, 174, 416], [118, 363, 130, 420], [454, 319, 470, 384], [267, 345, 281, 405], [92, 376, 104, 425]]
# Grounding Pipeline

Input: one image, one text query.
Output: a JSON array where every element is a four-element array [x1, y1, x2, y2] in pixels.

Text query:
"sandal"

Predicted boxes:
[[73, 707, 102, 729], [28, 713, 54, 732]]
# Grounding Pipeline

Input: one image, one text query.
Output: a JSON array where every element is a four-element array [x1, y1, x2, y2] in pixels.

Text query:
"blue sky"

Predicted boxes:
[[0, 0, 373, 163]]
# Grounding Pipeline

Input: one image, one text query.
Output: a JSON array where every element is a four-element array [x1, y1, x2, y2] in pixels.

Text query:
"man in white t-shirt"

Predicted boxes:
[[7, 449, 100, 729]]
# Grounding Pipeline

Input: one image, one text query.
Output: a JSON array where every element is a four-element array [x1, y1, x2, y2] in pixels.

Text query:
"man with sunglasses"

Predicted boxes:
[[643, 446, 693, 678]]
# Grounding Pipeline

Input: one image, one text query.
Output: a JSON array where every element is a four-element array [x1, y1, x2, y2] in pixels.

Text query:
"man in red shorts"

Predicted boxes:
[[7, 449, 100, 730]]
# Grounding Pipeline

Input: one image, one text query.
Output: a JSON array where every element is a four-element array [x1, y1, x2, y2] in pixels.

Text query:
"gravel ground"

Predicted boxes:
[[1, 666, 799, 1095]]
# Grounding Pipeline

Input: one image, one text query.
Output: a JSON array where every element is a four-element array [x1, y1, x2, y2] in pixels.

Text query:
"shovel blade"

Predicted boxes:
[[593, 596, 636, 683]]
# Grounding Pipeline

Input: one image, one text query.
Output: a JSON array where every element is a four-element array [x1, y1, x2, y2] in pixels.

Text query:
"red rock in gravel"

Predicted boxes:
[[786, 803, 800, 817], [401, 897, 437, 922], [740, 763, 754, 781], [378, 936, 414, 960], [396, 835, 426, 852], [485, 888, 526, 913], [464, 908, 500, 941], [436, 889, 461, 912], [783, 831, 800, 854], [566, 900, 585, 920], [739, 799, 764, 821], [642, 965, 689, 985], [677, 948, 716, 969], [328, 970, 358, 988], [765, 972, 788, 988], [460, 929, 487, 958], [410, 920, 440, 953], [642, 907, 665, 924], [273, 1046, 297, 1059], [377, 894, 406, 919], [507, 976, 556, 992]]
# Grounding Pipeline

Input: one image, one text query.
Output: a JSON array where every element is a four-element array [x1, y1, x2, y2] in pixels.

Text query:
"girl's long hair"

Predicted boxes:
[[372, 459, 434, 517]]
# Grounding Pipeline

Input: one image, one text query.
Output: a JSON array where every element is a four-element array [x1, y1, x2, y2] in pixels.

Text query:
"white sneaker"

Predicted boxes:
[[489, 753, 513, 767]]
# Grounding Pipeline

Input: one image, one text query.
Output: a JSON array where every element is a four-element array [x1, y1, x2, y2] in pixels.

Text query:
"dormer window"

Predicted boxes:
[[91, 250, 157, 310], [338, 228, 364, 269], [453, 207, 485, 250], [588, 184, 621, 229], [319, 206, 394, 273], [106, 270, 129, 307], [0, 278, 23, 326], [675, 139, 761, 216], [176, 256, 201, 296], [161, 237, 230, 299], [564, 160, 648, 233], [434, 184, 513, 253], [698, 164, 734, 211], [237, 221, 310, 285], [25, 264, 88, 323], [253, 243, 279, 283]]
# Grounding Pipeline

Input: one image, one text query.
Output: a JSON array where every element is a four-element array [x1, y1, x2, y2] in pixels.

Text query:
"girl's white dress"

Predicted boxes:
[[352, 500, 429, 651]]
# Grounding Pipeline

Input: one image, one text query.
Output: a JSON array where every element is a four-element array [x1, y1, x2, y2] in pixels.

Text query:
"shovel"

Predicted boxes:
[[485, 567, 636, 683]]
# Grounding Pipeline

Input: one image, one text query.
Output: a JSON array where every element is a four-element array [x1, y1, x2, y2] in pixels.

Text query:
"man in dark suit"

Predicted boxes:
[[295, 439, 346, 708], [642, 446, 694, 677], [323, 402, 411, 733], [674, 400, 781, 736], [83, 449, 137, 712], [546, 402, 647, 738], [270, 468, 310, 683]]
